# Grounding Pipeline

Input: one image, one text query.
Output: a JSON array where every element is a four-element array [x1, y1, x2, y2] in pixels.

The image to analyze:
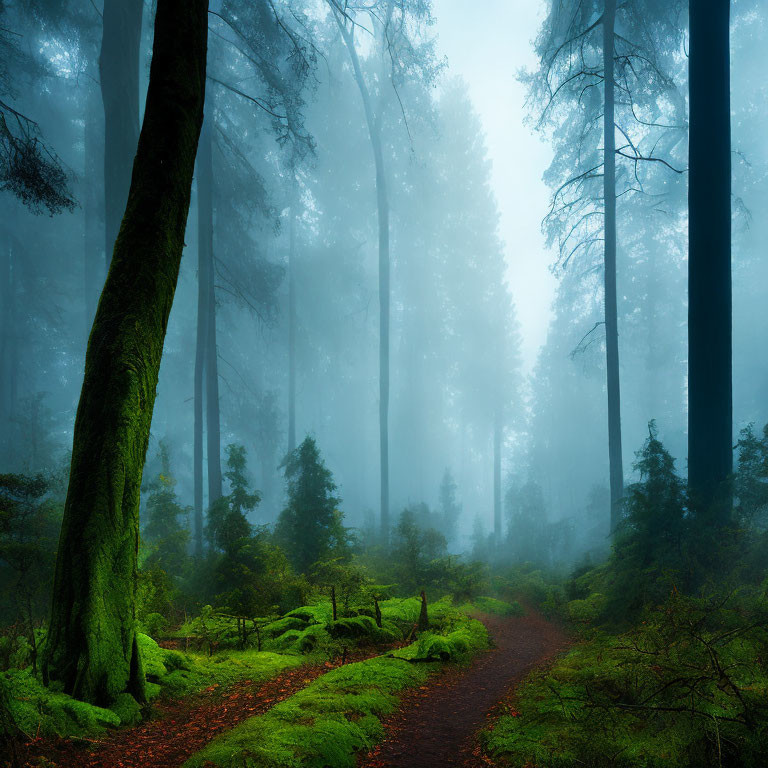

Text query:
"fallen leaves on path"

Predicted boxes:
[[16, 662, 333, 768]]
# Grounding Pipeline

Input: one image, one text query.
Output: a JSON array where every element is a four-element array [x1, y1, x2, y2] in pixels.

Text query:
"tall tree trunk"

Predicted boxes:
[[99, 0, 143, 271], [196, 115, 223, 507], [335, 13, 392, 539], [287, 177, 297, 454], [493, 411, 502, 541], [688, 0, 732, 523], [83, 78, 103, 335], [603, 0, 624, 534], [194, 117, 214, 553], [43, 0, 208, 705], [205, 237, 222, 504], [0, 242, 13, 459], [193, 125, 209, 556]]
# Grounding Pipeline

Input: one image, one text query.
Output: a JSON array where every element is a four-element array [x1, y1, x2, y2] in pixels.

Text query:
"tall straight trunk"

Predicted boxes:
[[336, 12, 392, 539], [688, 0, 732, 523], [206, 242, 222, 504], [43, 0, 208, 705], [197, 119, 222, 505], [99, 0, 143, 270], [0, 242, 13, 456], [493, 412, 502, 542], [83, 79, 103, 334], [287, 178, 297, 454], [603, 0, 624, 534], [193, 124, 210, 556]]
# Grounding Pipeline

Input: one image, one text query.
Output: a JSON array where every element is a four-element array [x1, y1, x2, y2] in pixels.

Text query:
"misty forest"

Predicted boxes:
[[0, 0, 765, 766]]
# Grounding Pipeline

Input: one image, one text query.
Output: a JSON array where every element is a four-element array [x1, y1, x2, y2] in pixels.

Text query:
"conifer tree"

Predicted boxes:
[[275, 437, 346, 574]]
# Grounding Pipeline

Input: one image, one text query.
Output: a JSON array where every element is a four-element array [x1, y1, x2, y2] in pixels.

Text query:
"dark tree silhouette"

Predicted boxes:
[[688, 0, 732, 525]]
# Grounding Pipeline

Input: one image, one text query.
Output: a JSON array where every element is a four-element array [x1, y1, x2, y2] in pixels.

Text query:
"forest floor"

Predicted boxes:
[[12, 611, 567, 768], [359, 609, 570, 768], [13, 658, 337, 768]]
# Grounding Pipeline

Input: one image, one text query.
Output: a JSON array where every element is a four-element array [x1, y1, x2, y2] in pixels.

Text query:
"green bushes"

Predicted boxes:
[[482, 589, 768, 768], [461, 596, 524, 617]]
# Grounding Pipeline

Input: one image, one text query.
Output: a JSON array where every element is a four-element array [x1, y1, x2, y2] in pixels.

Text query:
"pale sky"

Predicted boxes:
[[432, 0, 557, 373]]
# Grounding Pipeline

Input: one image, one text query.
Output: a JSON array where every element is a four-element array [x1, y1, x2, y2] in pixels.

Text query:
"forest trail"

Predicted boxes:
[[360, 610, 570, 768], [18, 661, 332, 768]]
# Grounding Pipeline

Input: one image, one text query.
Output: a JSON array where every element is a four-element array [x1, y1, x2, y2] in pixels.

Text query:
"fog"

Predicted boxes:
[[1, 0, 766, 569]]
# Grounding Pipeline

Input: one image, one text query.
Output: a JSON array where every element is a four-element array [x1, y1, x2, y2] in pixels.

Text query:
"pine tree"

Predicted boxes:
[[142, 441, 191, 578], [206, 444, 260, 557], [275, 437, 346, 574]]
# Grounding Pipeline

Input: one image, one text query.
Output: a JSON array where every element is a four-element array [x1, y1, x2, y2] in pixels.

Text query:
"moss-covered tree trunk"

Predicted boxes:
[[43, 0, 208, 705]]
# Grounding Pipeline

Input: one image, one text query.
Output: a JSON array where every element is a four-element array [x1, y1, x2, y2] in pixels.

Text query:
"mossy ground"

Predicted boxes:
[[184, 601, 491, 767], [3, 595, 512, 751], [1, 634, 303, 738]]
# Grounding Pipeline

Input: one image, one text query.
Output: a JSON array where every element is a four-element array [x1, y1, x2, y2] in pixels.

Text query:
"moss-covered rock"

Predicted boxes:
[[137, 633, 167, 680], [262, 616, 310, 639]]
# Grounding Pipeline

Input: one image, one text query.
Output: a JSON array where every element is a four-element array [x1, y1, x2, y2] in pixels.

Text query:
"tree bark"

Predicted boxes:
[[287, 176, 297, 454], [99, 0, 143, 271], [205, 219, 223, 505], [493, 410, 502, 542], [83, 78, 103, 335], [688, 0, 732, 523], [196, 114, 223, 508], [335, 11, 391, 540], [603, 0, 624, 534], [0, 242, 13, 457], [418, 590, 429, 632], [194, 117, 212, 555], [43, 0, 208, 705]]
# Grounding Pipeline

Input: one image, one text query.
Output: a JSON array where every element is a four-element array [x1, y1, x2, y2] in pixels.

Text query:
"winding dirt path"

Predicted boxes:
[[360, 610, 569, 768]]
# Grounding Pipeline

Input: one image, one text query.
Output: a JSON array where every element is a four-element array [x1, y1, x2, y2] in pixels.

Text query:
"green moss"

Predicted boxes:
[[156, 650, 303, 699], [137, 633, 167, 679], [481, 591, 768, 768], [184, 652, 432, 768], [2, 669, 120, 738], [285, 603, 334, 624], [185, 611, 490, 768], [566, 591, 607, 624], [459, 596, 525, 617], [325, 616, 396, 644], [109, 692, 143, 726], [262, 616, 310, 639]]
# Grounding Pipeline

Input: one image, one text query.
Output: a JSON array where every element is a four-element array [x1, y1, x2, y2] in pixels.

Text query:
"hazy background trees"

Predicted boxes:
[[1, 0, 767, 579]]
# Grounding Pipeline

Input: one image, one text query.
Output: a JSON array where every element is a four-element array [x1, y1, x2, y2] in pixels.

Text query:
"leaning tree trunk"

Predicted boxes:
[[603, 0, 624, 534], [336, 16, 391, 540], [43, 0, 208, 705], [99, 0, 143, 271], [688, 0, 732, 524]]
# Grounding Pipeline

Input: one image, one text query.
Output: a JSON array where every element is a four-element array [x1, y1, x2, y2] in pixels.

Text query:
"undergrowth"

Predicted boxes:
[[481, 588, 768, 768]]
